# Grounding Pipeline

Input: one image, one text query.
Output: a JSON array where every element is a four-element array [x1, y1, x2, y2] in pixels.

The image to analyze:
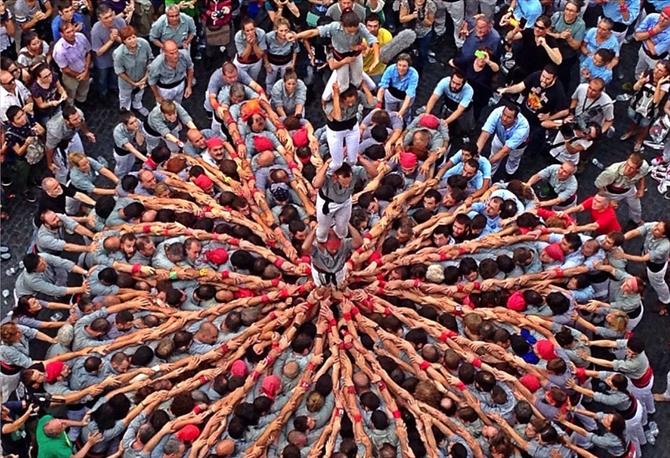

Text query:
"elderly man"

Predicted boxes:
[[149, 4, 196, 50], [476, 103, 530, 176], [45, 104, 95, 184], [595, 152, 649, 225], [633, 6, 670, 77], [52, 22, 92, 105], [90, 4, 126, 101], [38, 177, 96, 215], [36, 415, 100, 458], [0, 70, 33, 122], [527, 162, 578, 209], [113, 25, 153, 115], [148, 39, 194, 104]]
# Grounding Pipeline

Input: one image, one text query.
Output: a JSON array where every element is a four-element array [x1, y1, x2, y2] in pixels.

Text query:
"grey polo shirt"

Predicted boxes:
[[271, 79, 307, 114], [149, 13, 196, 46], [146, 102, 192, 137], [0, 325, 37, 368], [233, 27, 267, 55], [639, 222, 670, 264], [113, 38, 154, 88], [317, 22, 377, 55], [148, 50, 192, 87], [537, 164, 578, 202], [46, 108, 85, 149], [320, 165, 368, 203], [36, 214, 79, 254], [311, 238, 353, 273], [264, 30, 298, 56], [15, 253, 74, 298], [91, 17, 127, 69]]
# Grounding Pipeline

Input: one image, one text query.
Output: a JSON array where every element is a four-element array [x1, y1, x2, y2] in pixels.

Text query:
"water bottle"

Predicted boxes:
[[591, 158, 605, 170]]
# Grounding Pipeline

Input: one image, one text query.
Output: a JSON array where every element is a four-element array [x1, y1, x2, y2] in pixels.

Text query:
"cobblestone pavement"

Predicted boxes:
[[1, 37, 669, 455]]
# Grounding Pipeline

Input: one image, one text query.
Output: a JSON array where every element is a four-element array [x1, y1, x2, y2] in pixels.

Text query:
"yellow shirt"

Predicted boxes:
[[363, 28, 393, 76]]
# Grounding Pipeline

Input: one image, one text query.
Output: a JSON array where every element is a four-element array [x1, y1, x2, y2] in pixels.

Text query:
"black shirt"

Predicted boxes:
[[515, 29, 562, 77], [520, 71, 569, 124]]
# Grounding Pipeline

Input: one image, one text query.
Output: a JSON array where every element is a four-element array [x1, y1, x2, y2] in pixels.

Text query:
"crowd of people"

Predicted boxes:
[[1, 0, 670, 455]]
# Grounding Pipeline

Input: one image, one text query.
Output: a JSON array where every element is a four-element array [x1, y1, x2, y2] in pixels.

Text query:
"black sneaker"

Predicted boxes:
[[24, 190, 37, 203], [1, 176, 13, 186]]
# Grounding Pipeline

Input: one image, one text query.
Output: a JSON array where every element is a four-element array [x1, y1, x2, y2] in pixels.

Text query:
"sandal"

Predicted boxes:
[[0, 252, 11, 261]]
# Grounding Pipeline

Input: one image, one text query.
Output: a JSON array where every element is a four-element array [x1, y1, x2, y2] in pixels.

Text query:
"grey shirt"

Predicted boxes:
[[91, 17, 127, 68], [113, 38, 154, 88], [311, 238, 353, 273], [147, 103, 192, 137], [317, 22, 377, 54], [0, 325, 37, 367], [149, 13, 196, 46], [148, 50, 192, 87], [537, 164, 578, 202], [233, 27, 267, 56], [45, 108, 85, 149], [271, 79, 307, 114], [73, 307, 115, 350], [319, 165, 368, 203], [639, 222, 670, 263], [36, 215, 79, 254], [14, 253, 74, 298]]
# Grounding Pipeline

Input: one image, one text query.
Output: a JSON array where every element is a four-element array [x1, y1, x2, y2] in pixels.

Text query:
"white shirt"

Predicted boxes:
[[0, 80, 31, 122]]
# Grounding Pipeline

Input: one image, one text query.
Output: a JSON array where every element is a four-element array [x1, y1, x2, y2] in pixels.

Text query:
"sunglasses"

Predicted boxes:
[[534, 24, 546, 30]]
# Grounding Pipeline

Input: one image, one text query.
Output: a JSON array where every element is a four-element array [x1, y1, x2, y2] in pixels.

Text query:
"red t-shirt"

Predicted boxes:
[[581, 197, 621, 234]]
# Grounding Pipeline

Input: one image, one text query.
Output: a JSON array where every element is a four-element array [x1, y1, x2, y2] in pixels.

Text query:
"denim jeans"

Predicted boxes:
[[416, 31, 434, 73], [95, 66, 117, 97]]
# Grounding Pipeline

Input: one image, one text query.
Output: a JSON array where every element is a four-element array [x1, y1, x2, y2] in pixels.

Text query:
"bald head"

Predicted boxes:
[[44, 419, 65, 437], [196, 322, 218, 344], [215, 439, 235, 456], [353, 371, 369, 390], [287, 430, 307, 447], [282, 361, 300, 379]]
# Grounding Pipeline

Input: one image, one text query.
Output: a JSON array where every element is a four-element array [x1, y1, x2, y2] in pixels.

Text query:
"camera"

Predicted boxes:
[[26, 392, 53, 412]]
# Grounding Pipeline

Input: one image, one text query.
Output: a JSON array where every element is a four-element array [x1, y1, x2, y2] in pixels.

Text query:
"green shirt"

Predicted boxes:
[[36, 415, 73, 458]]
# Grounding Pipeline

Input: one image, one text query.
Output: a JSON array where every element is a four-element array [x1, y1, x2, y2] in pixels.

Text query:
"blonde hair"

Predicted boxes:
[[67, 151, 87, 168]]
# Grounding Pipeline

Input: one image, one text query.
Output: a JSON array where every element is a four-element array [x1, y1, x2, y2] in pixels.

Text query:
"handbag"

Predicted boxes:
[[205, 24, 231, 47]]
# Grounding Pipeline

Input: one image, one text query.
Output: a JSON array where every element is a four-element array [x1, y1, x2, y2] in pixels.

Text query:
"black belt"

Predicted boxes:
[[0, 362, 22, 375], [387, 85, 407, 100], [267, 52, 293, 65], [606, 184, 630, 194], [318, 189, 333, 215], [621, 396, 637, 420], [332, 49, 360, 61], [326, 117, 357, 132], [627, 306, 642, 319], [313, 265, 339, 285], [642, 45, 668, 60], [114, 145, 131, 156], [156, 78, 184, 89], [143, 121, 163, 138]]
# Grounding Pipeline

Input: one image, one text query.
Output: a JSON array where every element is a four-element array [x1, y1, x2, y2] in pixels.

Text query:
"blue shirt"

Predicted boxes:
[[468, 202, 501, 235], [448, 150, 492, 179], [602, 0, 640, 25], [513, 0, 542, 28], [582, 28, 621, 61], [647, 0, 670, 11], [441, 165, 484, 193], [380, 64, 419, 98], [460, 25, 501, 60], [433, 77, 474, 109], [580, 57, 613, 84], [481, 106, 530, 149], [636, 14, 670, 55], [51, 13, 88, 41]]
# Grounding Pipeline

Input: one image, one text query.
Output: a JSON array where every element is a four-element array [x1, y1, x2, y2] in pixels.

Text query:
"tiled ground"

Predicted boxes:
[[1, 35, 669, 455]]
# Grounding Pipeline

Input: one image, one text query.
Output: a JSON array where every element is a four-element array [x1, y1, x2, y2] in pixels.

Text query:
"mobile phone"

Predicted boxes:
[[474, 50, 487, 59], [509, 17, 520, 27]]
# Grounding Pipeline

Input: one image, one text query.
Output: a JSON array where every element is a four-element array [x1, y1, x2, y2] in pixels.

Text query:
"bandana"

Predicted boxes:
[[399, 152, 418, 169], [544, 243, 565, 262], [45, 361, 65, 383], [205, 248, 229, 265], [418, 114, 440, 130]]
